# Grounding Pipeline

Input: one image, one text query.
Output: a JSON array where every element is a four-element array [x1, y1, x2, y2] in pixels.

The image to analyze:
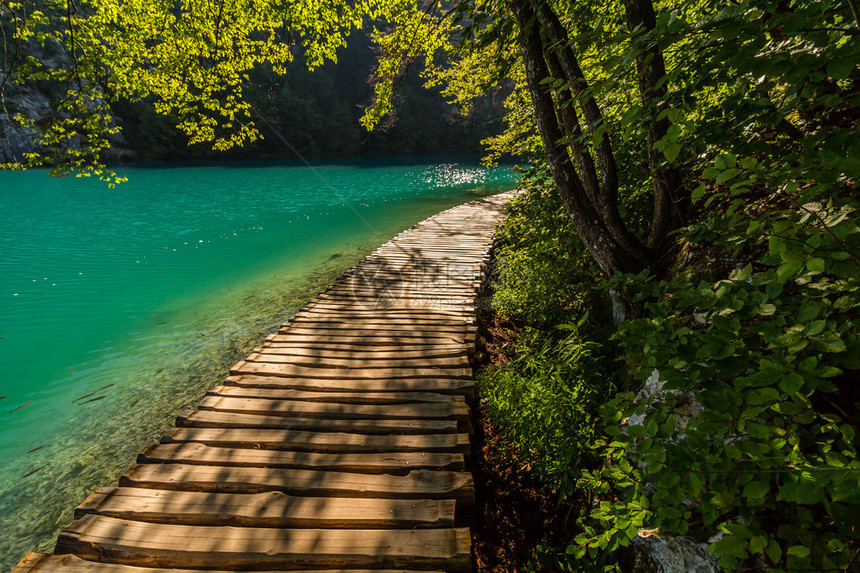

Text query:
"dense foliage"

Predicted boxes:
[[455, 0, 859, 570]]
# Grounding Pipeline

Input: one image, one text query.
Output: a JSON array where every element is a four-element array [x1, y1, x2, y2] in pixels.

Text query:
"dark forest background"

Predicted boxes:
[[112, 32, 504, 161]]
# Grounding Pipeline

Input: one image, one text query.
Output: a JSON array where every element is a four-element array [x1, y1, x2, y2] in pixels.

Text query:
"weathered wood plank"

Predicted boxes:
[[278, 323, 475, 336], [197, 396, 469, 421], [162, 427, 471, 453], [265, 333, 474, 347], [206, 385, 462, 404], [176, 408, 457, 434], [119, 464, 475, 502], [323, 286, 478, 298], [137, 443, 465, 472], [287, 315, 472, 328], [56, 516, 472, 571], [254, 345, 470, 360], [245, 351, 470, 370], [312, 293, 472, 310], [222, 374, 475, 395], [76, 487, 457, 528], [263, 335, 470, 352], [13, 553, 444, 573], [300, 305, 474, 318], [231, 361, 473, 381]]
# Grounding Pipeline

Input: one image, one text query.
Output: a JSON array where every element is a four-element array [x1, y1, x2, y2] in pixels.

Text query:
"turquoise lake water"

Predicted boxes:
[[0, 157, 517, 570]]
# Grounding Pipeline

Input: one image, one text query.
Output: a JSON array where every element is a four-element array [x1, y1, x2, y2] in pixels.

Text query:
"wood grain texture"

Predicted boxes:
[[56, 516, 472, 571], [137, 443, 465, 472], [119, 464, 475, 502], [161, 427, 471, 453], [206, 384, 463, 404], [76, 487, 456, 528], [14, 553, 444, 573]]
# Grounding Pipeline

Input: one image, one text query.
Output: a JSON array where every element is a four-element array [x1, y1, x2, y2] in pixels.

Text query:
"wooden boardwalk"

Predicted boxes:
[[14, 192, 514, 573]]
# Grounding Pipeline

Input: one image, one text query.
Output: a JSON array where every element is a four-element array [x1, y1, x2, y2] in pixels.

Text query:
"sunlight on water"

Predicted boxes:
[[0, 157, 517, 570]]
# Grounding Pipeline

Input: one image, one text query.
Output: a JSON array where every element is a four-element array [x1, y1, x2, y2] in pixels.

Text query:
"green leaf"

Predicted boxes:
[[818, 337, 846, 353], [749, 535, 768, 554], [787, 545, 810, 558], [778, 373, 804, 394], [716, 168, 742, 184], [806, 258, 825, 272], [805, 319, 826, 336], [766, 539, 782, 564], [747, 387, 780, 405], [766, 281, 783, 299], [742, 480, 770, 499], [759, 303, 776, 316], [777, 260, 803, 282], [827, 58, 854, 80], [733, 263, 752, 281], [664, 142, 681, 163]]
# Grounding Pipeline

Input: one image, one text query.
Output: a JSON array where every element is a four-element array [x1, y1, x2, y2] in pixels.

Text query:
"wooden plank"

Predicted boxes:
[[303, 305, 473, 315], [340, 268, 479, 278], [254, 345, 470, 360], [333, 279, 478, 290], [119, 464, 475, 503], [324, 285, 477, 297], [345, 271, 481, 280], [316, 289, 472, 299], [176, 408, 457, 434], [285, 311, 475, 326], [301, 304, 474, 318], [245, 351, 470, 370], [207, 385, 462, 404], [14, 553, 444, 573], [56, 516, 472, 571], [287, 315, 472, 328], [231, 361, 473, 381], [266, 333, 474, 347], [323, 283, 477, 293], [313, 293, 472, 309], [295, 306, 474, 318], [277, 324, 475, 337], [76, 487, 457, 528], [263, 335, 470, 351], [137, 443, 465, 472], [222, 374, 475, 395], [162, 427, 471, 453], [197, 396, 469, 421]]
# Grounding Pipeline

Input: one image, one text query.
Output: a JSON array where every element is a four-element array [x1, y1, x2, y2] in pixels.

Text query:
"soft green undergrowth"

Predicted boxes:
[[481, 181, 859, 571]]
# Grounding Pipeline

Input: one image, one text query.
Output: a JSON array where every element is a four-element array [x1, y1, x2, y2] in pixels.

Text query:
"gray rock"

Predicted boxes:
[[632, 532, 722, 573], [1, 40, 135, 165]]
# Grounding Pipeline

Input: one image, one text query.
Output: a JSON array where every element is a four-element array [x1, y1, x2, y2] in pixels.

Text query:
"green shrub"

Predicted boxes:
[[479, 317, 614, 493], [573, 167, 859, 571], [492, 183, 601, 326]]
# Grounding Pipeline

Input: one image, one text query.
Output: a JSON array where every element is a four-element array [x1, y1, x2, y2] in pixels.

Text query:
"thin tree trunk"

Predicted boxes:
[[536, 4, 650, 263], [544, 51, 600, 207], [622, 0, 687, 251], [511, 0, 642, 275]]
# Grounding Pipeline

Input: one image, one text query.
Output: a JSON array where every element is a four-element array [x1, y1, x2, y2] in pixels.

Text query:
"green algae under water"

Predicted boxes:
[[0, 157, 517, 570]]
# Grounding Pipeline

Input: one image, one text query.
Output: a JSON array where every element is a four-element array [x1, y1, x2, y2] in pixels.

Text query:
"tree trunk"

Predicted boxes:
[[622, 0, 687, 252], [511, 0, 643, 276], [536, 4, 650, 264]]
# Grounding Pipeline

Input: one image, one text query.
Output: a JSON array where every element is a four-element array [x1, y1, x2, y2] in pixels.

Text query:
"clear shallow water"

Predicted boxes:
[[0, 157, 516, 570]]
